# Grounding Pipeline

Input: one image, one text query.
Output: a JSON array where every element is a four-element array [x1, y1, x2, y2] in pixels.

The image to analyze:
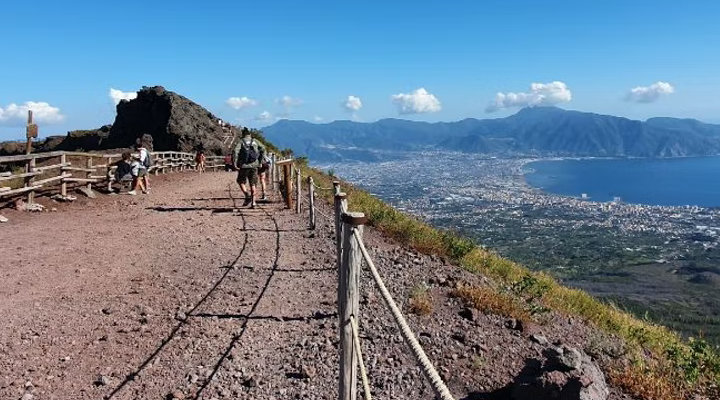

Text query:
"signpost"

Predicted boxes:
[[25, 110, 38, 203], [26, 110, 38, 155]]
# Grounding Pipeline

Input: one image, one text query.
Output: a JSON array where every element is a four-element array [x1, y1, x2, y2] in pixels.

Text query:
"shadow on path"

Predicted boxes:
[[104, 213, 251, 399], [191, 194, 284, 399], [192, 311, 336, 322]]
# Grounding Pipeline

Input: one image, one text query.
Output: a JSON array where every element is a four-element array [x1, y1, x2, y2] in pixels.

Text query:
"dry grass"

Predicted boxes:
[[451, 284, 531, 322], [609, 364, 685, 400], [408, 285, 433, 316]]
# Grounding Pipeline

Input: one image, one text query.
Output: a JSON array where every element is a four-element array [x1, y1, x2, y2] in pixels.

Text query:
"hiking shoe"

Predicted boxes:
[[260, 194, 268, 201], [242, 196, 251, 206], [250, 201, 257, 209], [127, 190, 137, 196]]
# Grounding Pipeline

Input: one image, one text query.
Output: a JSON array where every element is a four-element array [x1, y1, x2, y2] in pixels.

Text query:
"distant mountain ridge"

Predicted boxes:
[[261, 107, 720, 161]]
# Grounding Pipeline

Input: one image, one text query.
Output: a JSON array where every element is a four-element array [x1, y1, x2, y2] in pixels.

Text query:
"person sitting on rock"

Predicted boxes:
[[233, 130, 266, 208], [112, 151, 134, 192]]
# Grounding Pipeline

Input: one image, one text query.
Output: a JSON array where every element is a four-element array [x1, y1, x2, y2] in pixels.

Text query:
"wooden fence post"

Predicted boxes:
[[334, 192, 348, 271], [60, 153, 67, 197], [26, 157, 36, 203], [339, 211, 366, 400], [106, 156, 114, 192], [295, 167, 301, 214], [308, 176, 316, 230], [283, 164, 293, 210], [333, 181, 341, 196], [271, 153, 277, 190], [86, 157, 93, 191]]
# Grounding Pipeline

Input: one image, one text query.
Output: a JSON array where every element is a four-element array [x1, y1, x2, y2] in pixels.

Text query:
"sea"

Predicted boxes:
[[524, 156, 720, 207]]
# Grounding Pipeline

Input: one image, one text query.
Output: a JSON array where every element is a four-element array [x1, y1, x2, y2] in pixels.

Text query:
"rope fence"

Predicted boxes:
[[292, 172, 456, 400]]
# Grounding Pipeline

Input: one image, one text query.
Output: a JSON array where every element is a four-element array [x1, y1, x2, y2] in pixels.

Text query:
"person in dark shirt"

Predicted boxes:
[[112, 152, 133, 192]]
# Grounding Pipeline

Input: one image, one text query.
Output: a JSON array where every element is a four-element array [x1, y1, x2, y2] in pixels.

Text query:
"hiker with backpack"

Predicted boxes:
[[233, 130, 266, 208]]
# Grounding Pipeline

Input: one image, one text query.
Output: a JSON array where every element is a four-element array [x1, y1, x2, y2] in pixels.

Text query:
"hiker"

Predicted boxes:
[[233, 131, 266, 208], [257, 153, 271, 201], [112, 151, 134, 192], [224, 154, 233, 171], [128, 154, 147, 195], [195, 150, 206, 173], [137, 138, 152, 192]]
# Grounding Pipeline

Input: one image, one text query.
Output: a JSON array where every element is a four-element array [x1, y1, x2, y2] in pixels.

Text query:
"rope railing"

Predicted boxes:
[[352, 228, 455, 400], [296, 178, 456, 400], [350, 316, 372, 400]]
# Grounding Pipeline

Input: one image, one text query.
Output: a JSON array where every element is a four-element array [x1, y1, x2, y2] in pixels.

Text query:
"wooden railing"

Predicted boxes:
[[0, 151, 226, 203]]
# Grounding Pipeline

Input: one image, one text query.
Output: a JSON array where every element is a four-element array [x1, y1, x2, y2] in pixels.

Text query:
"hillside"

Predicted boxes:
[[262, 107, 720, 161]]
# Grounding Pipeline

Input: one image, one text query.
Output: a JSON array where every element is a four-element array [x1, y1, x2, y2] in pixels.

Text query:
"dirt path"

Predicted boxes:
[[1, 171, 630, 400]]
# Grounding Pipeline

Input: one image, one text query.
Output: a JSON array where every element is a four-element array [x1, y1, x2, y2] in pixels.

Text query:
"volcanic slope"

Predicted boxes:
[[0, 171, 630, 399]]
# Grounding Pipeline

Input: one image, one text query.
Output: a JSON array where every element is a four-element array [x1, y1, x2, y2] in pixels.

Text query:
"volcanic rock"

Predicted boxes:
[[105, 86, 232, 154]]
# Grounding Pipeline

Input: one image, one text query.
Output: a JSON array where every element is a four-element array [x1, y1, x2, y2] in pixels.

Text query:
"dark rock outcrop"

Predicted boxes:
[[105, 86, 229, 154], [1, 86, 234, 156], [512, 345, 609, 400]]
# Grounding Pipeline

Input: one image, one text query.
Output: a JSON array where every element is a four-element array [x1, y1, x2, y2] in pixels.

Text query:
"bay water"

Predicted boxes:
[[524, 156, 720, 207]]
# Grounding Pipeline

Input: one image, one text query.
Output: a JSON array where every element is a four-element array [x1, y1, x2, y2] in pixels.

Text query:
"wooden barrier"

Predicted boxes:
[[0, 150, 220, 204]]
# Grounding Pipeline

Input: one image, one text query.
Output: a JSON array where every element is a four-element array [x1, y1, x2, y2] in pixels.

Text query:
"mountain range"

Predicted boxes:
[[261, 107, 720, 161]]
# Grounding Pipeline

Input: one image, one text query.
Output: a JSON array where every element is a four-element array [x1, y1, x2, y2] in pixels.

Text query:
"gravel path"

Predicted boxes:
[[0, 171, 631, 400]]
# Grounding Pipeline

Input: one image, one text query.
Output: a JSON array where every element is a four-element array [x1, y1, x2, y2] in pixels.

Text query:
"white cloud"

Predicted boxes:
[[226, 96, 258, 109], [343, 95, 363, 112], [625, 81, 674, 103], [485, 81, 572, 113], [391, 88, 441, 114], [255, 111, 274, 122], [109, 88, 137, 105], [0, 101, 65, 126], [276, 95, 303, 107]]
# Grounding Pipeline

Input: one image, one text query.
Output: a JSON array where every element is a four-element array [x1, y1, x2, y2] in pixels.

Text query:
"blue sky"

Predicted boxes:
[[1, 0, 719, 140]]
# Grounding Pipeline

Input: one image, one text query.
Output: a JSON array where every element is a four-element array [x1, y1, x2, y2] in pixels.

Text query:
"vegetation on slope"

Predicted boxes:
[[299, 162, 720, 399]]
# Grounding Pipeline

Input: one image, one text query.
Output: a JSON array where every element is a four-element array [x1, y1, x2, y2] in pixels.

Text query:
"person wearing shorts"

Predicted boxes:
[[257, 155, 270, 201], [128, 156, 147, 195], [233, 131, 266, 208]]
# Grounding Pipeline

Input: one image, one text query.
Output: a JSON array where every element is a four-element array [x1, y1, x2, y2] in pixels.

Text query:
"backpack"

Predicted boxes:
[[142, 150, 153, 168], [239, 140, 259, 165]]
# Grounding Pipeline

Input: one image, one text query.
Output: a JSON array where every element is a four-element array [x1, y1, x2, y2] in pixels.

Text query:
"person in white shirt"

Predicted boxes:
[[136, 142, 151, 192]]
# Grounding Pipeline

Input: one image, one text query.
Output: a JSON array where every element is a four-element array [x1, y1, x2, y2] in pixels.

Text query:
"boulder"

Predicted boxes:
[[512, 345, 609, 400]]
